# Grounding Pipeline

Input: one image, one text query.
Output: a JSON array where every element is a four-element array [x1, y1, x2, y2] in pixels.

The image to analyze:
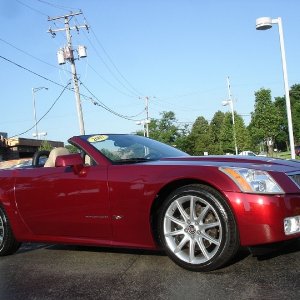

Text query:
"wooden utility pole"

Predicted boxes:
[[48, 11, 89, 135]]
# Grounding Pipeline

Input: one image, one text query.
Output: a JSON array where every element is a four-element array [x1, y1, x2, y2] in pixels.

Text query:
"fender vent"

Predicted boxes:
[[289, 173, 300, 188]]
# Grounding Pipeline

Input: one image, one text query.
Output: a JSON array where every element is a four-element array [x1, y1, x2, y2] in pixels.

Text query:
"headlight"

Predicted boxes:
[[219, 167, 284, 194]]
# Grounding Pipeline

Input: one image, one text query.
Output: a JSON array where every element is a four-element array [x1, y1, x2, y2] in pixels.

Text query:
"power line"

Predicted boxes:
[[79, 80, 145, 121], [0, 37, 72, 74], [80, 13, 144, 97], [0, 54, 144, 122], [9, 81, 71, 139], [0, 55, 70, 88], [16, 0, 142, 98], [80, 28, 141, 98], [36, 0, 80, 11], [15, 0, 49, 17], [86, 62, 139, 98]]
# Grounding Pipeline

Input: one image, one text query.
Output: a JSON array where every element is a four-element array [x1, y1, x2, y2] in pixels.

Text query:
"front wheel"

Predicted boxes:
[[0, 207, 21, 256], [157, 184, 239, 271]]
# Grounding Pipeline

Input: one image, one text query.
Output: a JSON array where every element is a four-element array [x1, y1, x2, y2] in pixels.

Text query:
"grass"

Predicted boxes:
[[273, 151, 299, 160]]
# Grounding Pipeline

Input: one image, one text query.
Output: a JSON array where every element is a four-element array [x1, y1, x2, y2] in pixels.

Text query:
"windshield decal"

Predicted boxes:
[[88, 135, 109, 143]]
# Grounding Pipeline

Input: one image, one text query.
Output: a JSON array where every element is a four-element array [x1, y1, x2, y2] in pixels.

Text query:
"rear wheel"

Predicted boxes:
[[157, 184, 239, 271], [0, 207, 21, 256]]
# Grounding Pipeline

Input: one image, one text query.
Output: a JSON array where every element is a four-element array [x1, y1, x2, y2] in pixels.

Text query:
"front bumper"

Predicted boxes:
[[225, 191, 300, 246]]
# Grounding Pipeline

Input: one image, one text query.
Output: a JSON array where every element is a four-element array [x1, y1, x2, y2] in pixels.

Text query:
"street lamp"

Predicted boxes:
[[136, 119, 150, 137], [222, 99, 238, 155], [32, 132, 47, 139], [256, 17, 295, 159], [32, 87, 48, 139], [222, 77, 238, 155]]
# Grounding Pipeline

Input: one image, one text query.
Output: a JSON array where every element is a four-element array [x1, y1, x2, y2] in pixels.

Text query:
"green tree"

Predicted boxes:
[[149, 111, 180, 146], [290, 84, 300, 145], [273, 95, 288, 151], [38, 140, 53, 152], [219, 112, 251, 154], [208, 111, 225, 154], [188, 116, 211, 155], [235, 113, 251, 152], [274, 84, 300, 150], [220, 112, 236, 154], [65, 144, 79, 153], [249, 88, 281, 155], [174, 123, 192, 153]]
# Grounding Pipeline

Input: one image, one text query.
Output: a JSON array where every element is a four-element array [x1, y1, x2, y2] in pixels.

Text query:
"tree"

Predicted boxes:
[[208, 111, 225, 154], [290, 84, 300, 145], [274, 84, 300, 150], [174, 123, 192, 153], [65, 144, 79, 153], [218, 111, 250, 154], [149, 111, 180, 146], [188, 116, 211, 155], [235, 113, 251, 152], [220, 112, 236, 154], [38, 140, 53, 152], [249, 88, 281, 155]]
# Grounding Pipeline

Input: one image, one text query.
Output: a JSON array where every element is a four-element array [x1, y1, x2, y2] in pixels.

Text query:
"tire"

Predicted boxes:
[[157, 184, 239, 272], [0, 207, 21, 256]]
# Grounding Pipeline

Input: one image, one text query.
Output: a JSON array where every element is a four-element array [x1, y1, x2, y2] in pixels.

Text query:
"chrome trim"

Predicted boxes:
[[85, 215, 108, 219]]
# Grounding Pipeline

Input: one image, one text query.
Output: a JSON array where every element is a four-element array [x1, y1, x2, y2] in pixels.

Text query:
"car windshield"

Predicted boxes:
[[82, 134, 189, 164]]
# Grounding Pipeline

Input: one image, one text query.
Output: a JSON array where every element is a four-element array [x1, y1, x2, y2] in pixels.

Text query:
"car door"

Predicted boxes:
[[14, 164, 110, 239]]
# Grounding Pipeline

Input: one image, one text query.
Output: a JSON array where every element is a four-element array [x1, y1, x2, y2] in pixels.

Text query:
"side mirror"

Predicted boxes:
[[55, 154, 84, 174]]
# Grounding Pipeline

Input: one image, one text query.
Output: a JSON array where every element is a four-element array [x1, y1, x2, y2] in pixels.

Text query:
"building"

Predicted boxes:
[[0, 132, 64, 161], [0, 132, 7, 161]]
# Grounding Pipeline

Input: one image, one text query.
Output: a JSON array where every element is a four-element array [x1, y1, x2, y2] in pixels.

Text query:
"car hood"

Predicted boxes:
[[159, 155, 300, 174]]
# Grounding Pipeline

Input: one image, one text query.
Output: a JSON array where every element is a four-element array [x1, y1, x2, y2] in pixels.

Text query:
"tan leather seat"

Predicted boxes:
[[44, 147, 70, 167]]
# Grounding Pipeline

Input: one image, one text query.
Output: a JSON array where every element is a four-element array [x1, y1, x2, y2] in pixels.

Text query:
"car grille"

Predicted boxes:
[[289, 173, 300, 188]]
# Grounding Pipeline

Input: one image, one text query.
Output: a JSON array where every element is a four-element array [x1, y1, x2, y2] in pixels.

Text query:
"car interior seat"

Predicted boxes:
[[44, 147, 70, 167]]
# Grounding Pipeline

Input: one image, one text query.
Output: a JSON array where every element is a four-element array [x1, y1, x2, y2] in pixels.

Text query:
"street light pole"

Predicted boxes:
[[222, 77, 238, 155], [32, 87, 48, 139], [256, 17, 295, 159]]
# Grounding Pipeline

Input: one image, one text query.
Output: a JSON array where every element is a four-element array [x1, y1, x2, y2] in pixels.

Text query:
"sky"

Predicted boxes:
[[0, 0, 300, 143]]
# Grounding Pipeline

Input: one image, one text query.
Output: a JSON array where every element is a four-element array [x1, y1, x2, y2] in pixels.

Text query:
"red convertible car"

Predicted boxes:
[[0, 134, 300, 271]]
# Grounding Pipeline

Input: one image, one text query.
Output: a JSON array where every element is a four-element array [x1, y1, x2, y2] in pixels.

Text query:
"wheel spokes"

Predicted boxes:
[[165, 213, 186, 228], [174, 236, 189, 253], [202, 221, 221, 230], [196, 237, 211, 260], [175, 200, 189, 222], [196, 204, 210, 223], [164, 194, 222, 265], [164, 228, 185, 237], [189, 196, 197, 221], [189, 239, 196, 262], [201, 231, 220, 246]]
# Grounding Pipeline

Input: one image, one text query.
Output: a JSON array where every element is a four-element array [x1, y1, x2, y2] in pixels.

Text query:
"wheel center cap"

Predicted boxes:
[[187, 225, 196, 234]]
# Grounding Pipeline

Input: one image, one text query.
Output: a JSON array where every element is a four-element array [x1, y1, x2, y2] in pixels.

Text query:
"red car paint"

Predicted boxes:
[[1, 135, 300, 252]]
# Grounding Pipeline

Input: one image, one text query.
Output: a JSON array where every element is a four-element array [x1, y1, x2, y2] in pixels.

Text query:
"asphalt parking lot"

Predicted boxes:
[[0, 240, 299, 300]]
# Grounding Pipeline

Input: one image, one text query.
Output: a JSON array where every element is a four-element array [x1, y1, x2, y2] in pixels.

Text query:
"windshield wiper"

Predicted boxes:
[[113, 158, 156, 164]]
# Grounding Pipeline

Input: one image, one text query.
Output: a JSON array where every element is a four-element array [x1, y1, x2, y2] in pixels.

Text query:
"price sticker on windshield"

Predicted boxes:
[[88, 135, 108, 143]]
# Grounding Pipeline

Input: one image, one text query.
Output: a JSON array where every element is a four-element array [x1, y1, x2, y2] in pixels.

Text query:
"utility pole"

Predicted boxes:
[[138, 96, 151, 137], [145, 96, 150, 138], [48, 11, 88, 135]]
